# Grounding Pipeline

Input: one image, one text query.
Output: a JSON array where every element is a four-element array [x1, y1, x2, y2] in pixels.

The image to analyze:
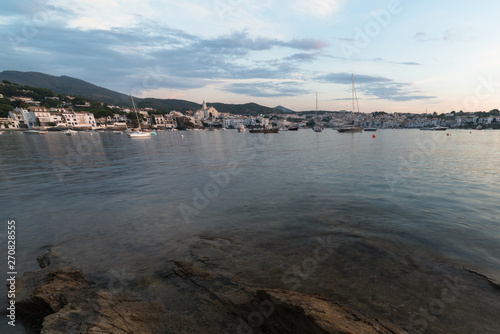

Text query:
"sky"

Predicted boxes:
[[1, 0, 500, 113]]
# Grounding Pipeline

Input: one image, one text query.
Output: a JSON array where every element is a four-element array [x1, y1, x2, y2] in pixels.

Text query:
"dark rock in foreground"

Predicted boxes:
[[16, 248, 405, 333], [255, 289, 400, 334], [17, 249, 173, 333]]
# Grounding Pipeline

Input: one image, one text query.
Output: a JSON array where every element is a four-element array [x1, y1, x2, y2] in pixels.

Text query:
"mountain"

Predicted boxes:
[[274, 105, 295, 113], [209, 102, 276, 116], [0, 70, 277, 115], [0, 71, 132, 106]]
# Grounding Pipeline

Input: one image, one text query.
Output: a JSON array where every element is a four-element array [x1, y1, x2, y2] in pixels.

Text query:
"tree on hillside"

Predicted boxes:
[[41, 98, 61, 108], [0, 101, 13, 118], [93, 108, 114, 120]]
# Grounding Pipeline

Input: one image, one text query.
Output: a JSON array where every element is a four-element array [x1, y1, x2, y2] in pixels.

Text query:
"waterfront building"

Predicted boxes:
[[47, 113, 67, 127], [194, 100, 219, 120], [74, 112, 97, 128], [164, 116, 176, 129], [9, 108, 37, 128], [62, 112, 78, 127], [152, 114, 166, 129], [32, 109, 52, 127], [0, 117, 18, 129]]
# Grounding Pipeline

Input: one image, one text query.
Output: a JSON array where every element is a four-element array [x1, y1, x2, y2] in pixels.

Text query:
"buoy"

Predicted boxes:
[[447, 133, 450, 136], [372, 134, 376, 138]]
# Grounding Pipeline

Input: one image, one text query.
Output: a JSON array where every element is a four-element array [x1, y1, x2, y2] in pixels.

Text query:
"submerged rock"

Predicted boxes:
[[255, 289, 402, 334], [16, 248, 172, 333], [16, 248, 406, 333], [163, 260, 405, 334]]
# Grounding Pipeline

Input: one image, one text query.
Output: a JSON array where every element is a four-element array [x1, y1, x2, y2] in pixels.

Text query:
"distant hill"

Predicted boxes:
[[209, 102, 276, 116], [0, 70, 132, 106], [274, 105, 295, 113], [137, 98, 201, 113], [0, 70, 277, 115]]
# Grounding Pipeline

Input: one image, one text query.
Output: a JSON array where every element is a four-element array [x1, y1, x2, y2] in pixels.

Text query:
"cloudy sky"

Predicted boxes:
[[1, 0, 499, 112]]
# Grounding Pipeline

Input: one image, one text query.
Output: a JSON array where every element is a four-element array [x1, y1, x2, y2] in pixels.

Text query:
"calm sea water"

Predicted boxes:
[[1, 129, 499, 332]]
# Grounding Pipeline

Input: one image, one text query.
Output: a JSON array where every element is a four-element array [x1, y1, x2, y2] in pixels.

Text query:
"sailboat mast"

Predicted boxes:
[[351, 74, 355, 124], [130, 95, 141, 131], [316, 92, 318, 115], [351, 74, 354, 115]]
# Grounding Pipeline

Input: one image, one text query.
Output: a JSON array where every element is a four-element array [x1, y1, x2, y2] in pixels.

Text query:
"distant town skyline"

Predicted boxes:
[[2, 0, 499, 113]]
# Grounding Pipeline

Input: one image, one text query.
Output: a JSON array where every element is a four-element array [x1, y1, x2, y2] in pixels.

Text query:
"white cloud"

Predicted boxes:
[[293, 0, 345, 17], [50, 0, 158, 31]]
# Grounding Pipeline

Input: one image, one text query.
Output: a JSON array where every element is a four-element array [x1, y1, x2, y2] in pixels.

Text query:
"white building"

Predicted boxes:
[[0, 117, 18, 129], [9, 108, 38, 128], [194, 100, 219, 120], [152, 114, 166, 128], [31, 109, 52, 127], [74, 112, 97, 128], [48, 113, 67, 127], [164, 116, 176, 129], [62, 112, 78, 127], [222, 117, 247, 129]]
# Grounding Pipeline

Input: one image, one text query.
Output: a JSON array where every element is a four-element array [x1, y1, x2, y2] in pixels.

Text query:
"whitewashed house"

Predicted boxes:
[[74, 112, 97, 128], [62, 112, 78, 127], [9, 108, 37, 128], [0, 117, 18, 129]]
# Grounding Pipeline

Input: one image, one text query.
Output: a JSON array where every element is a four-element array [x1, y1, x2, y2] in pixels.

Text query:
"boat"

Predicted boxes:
[[237, 125, 246, 132], [433, 126, 448, 131], [476, 125, 483, 130], [0, 131, 4, 134], [25, 130, 46, 135], [128, 95, 151, 138], [249, 128, 279, 133], [112, 130, 123, 134], [128, 129, 151, 137], [312, 92, 323, 132], [288, 126, 299, 131], [63, 129, 78, 136], [363, 128, 377, 132], [338, 74, 363, 133]]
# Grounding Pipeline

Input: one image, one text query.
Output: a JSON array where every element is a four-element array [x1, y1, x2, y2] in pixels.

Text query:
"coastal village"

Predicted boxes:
[[0, 81, 499, 131]]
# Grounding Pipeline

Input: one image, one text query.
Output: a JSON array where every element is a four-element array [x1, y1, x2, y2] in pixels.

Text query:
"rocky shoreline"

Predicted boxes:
[[16, 248, 404, 334]]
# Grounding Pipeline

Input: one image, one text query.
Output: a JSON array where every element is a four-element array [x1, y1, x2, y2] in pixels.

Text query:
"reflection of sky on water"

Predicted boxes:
[[1, 130, 499, 279]]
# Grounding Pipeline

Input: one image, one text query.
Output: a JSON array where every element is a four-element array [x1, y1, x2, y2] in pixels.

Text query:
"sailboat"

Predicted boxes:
[[63, 129, 78, 136], [313, 92, 323, 132], [128, 95, 151, 138], [338, 74, 363, 133]]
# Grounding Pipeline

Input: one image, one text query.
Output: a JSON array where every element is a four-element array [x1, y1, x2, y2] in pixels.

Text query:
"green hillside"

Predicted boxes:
[[0, 71, 279, 115]]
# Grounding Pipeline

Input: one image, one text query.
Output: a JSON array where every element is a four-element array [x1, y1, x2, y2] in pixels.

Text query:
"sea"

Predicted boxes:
[[1, 128, 499, 333]]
